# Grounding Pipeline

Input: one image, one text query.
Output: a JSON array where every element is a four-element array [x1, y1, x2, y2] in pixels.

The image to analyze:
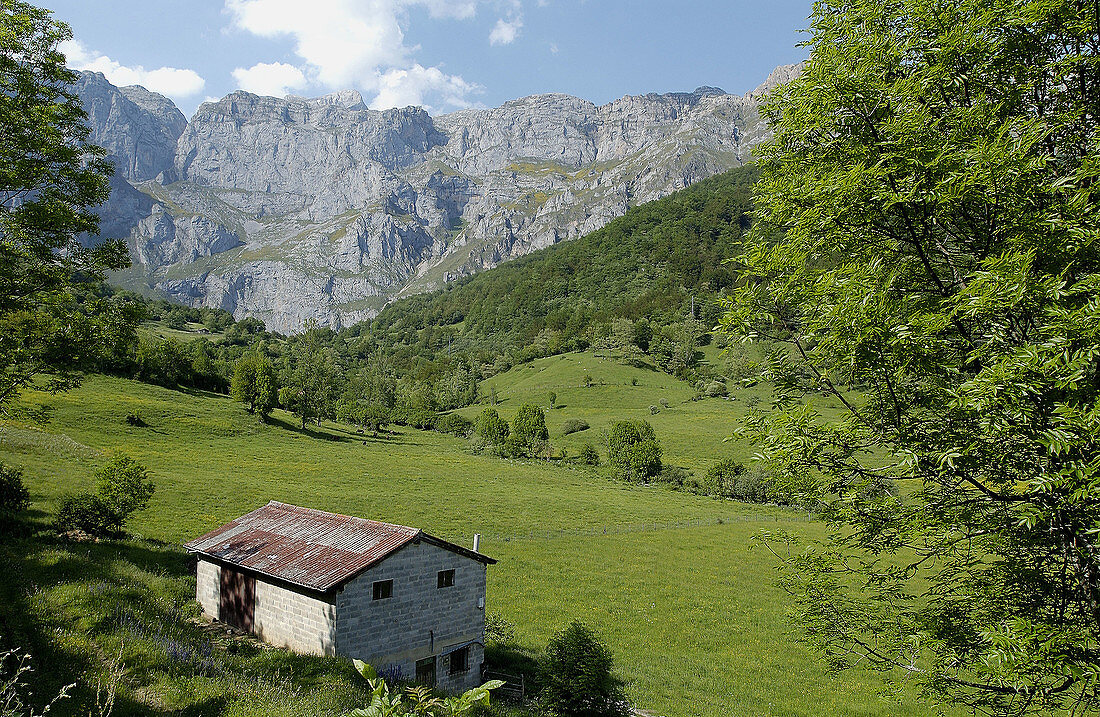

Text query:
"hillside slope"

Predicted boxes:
[[363, 165, 759, 370]]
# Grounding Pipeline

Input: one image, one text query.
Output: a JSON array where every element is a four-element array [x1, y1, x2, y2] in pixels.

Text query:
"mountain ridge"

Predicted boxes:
[[76, 63, 803, 333]]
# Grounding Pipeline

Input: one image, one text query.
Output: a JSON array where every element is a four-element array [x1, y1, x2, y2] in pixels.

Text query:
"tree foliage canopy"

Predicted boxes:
[[0, 1, 136, 408], [722, 0, 1100, 712], [539, 621, 630, 717]]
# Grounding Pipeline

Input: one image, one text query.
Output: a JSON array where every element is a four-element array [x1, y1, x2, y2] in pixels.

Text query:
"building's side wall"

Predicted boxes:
[[196, 558, 220, 618], [335, 541, 487, 691], [253, 580, 336, 656], [194, 557, 336, 657]]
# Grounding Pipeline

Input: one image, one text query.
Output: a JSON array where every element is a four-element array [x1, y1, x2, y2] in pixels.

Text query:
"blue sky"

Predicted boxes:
[[49, 1, 811, 118]]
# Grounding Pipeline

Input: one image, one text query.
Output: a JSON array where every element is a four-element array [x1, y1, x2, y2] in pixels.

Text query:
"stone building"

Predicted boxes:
[[184, 501, 495, 690]]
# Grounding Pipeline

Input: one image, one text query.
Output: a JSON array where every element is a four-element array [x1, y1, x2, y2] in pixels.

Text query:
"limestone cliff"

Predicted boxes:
[[82, 64, 803, 333]]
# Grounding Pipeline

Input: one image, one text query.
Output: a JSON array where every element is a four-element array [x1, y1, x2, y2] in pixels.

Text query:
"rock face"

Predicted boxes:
[[81, 64, 803, 333]]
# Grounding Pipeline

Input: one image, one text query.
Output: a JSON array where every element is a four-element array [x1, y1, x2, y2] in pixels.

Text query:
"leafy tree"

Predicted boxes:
[[231, 351, 278, 418], [339, 362, 396, 434], [281, 333, 341, 429], [134, 335, 191, 388], [540, 621, 630, 717], [607, 420, 662, 481], [511, 403, 549, 457], [0, 1, 137, 408], [94, 454, 155, 533], [475, 407, 509, 452], [721, 0, 1100, 712]]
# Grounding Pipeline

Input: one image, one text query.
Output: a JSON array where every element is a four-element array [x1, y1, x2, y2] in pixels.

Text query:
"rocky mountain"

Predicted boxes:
[[77, 64, 802, 333]]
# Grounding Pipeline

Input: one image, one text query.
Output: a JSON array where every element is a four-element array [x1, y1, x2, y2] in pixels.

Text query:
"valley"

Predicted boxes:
[[1, 357, 948, 717]]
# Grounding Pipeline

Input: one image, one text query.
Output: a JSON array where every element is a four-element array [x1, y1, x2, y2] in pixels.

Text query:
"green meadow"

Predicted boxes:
[[1, 353, 945, 717]]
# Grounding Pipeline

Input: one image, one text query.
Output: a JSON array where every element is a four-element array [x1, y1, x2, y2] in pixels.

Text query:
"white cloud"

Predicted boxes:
[[489, 16, 523, 45], [224, 0, 490, 110], [60, 39, 205, 100], [232, 62, 308, 97], [417, 0, 478, 19], [372, 64, 482, 111]]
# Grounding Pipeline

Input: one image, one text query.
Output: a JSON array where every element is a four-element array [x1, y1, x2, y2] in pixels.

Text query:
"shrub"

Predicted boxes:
[[503, 433, 528, 459], [124, 411, 145, 426], [656, 465, 693, 489], [58, 455, 156, 536], [607, 420, 662, 482], [540, 621, 630, 717], [704, 380, 728, 398], [435, 413, 473, 437], [485, 612, 516, 647], [704, 458, 747, 497], [578, 443, 600, 466], [560, 418, 589, 435], [95, 455, 155, 533], [56, 492, 113, 535], [475, 407, 510, 449], [659, 398, 670, 408], [730, 467, 774, 504], [649, 405, 659, 415], [0, 464, 30, 533]]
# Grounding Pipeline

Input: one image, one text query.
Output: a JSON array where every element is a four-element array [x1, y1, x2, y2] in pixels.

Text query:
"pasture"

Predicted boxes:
[[0, 354, 944, 716]]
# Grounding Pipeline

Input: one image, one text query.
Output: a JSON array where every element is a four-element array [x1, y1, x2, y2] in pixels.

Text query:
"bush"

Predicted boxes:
[[57, 455, 156, 536], [730, 468, 774, 503], [0, 464, 30, 533], [659, 398, 670, 408], [656, 465, 693, 490], [435, 413, 473, 437], [578, 443, 600, 466], [95, 455, 155, 533], [540, 621, 630, 717], [56, 492, 113, 535], [704, 458, 747, 497], [704, 380, 728, 397], [702, 459, 779, 503], [560, 418, 589, 435], [485, 612, 516, 647], [607, 420, 662, 482], [475, 407, 510, 450]]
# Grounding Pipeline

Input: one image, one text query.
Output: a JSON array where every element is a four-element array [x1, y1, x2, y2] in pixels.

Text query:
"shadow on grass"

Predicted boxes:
[[484, 642, 544, 697], [1, 535, 370, 717], [265, 414, 353, 442]]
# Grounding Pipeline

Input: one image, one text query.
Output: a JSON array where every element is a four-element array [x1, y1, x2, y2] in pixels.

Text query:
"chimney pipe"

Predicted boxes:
[[473, 533, 481, 553]]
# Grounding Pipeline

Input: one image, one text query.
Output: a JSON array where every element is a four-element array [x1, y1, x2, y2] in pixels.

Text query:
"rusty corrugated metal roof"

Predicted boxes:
[[184, 501, 474, 592]]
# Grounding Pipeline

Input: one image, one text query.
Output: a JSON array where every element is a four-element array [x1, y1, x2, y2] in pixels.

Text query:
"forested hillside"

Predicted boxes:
[[367, 165, 759, 372]]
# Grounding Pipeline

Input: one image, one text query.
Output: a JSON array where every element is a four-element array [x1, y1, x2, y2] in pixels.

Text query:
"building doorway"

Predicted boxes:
[[219, 567, 255, 632]]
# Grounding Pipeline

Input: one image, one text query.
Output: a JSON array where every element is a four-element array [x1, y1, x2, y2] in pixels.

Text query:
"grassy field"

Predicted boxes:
[[0, 355, 943, 717]]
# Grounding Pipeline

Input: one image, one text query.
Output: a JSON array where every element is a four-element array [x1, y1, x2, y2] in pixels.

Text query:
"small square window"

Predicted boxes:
[[449, 646, 469, 675], [437, 569, 455, 588], [372, 579, 393, 600]]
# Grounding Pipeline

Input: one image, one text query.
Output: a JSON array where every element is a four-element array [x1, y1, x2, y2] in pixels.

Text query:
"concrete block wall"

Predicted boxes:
[[196, 559, 220, 617], [335, 540, 487, 691], [194, 558, 336, 656], [254, 580, 337, 656]]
